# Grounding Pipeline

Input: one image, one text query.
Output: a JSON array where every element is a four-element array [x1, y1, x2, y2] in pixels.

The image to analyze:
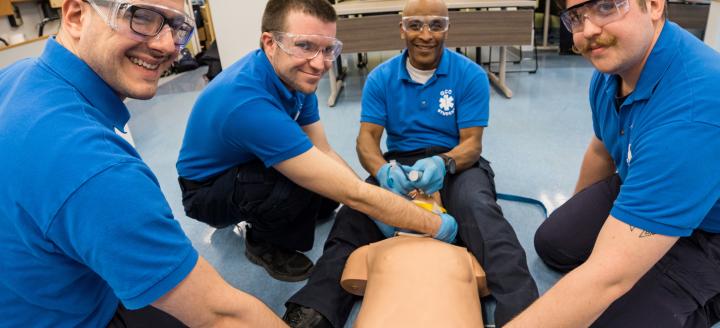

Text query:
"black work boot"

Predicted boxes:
[[283, 302, 333, 328], [244, 237, 313, 282]]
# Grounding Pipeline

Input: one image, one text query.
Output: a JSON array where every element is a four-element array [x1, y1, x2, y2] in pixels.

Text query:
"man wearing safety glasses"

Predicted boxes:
[[283, 1, 538, 327], [508, 0, 720, 326], [0, 0, 289, 327], [177, 0, 458, 288]]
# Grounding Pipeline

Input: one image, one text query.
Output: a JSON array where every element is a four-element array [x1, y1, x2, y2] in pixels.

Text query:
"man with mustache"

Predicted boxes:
[[177, 0, 458, 283], [0, 0, 289, 326], [282, 0, 538, 327], [509, 0, 720, 326]]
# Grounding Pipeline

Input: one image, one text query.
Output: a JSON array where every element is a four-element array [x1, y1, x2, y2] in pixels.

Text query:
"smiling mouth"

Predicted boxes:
[[415, 44, 436, 51], [129, 56, 160, 70]]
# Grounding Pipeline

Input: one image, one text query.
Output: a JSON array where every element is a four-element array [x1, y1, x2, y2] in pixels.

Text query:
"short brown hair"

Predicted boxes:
[[261, 0, 337, 33]]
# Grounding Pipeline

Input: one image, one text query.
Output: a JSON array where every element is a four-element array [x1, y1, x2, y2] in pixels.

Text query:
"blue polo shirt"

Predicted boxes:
[[361, 48, 489, 152], [590, 22, 720, 236], [177, 49, 320, 181], [0, 38, 198, 327]]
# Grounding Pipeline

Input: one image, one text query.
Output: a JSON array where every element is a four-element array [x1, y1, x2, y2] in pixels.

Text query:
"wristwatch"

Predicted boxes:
[[438, 154, 456, 175]]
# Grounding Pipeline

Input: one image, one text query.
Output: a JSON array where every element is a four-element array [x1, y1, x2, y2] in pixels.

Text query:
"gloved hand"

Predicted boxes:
[[372, 218, 397, 238], [409, 156, 446, 194], [434, 213, 458, 243], [376, 162, 414, 195]]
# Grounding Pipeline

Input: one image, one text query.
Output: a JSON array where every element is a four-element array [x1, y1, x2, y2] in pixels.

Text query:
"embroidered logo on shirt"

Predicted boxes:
[[627, 143, 632, 165], [437, 89, 455, 117]]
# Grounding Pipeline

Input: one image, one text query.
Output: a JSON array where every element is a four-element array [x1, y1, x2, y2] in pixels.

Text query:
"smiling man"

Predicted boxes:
[[508, 0, 720, 326], [177, 0, 458, 284], [0, 0, 290, 327], [282, 1, 538, 327]]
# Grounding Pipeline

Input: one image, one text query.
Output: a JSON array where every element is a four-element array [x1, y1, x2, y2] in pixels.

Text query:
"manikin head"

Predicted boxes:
[[260, 0, 341, 94], [56, 0, 194, 100]]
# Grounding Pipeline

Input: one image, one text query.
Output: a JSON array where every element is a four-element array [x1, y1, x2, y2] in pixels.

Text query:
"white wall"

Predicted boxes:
[[208, 0, 267, 68], [706, 0, 720, 52], [0, 2, 59, 46]]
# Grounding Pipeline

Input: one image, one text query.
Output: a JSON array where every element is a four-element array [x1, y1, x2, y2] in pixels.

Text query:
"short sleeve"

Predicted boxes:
[[457, 70, 489, 129], [611, 122, 720, 236], [589, 71, 603, 140], [224, 98, 313, 167], [297, 93, 320, 127], [360, 71, 387, 126], [47, 161, 198, 309]]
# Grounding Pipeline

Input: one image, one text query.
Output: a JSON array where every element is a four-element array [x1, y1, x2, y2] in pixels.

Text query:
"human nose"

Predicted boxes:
[[308, 50, 326, 71], [418, 25, 433, 40], [581, 15, 602, 38], [148, 25, 177, 54]]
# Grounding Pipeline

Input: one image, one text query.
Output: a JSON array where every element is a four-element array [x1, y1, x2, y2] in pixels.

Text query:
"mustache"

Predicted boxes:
[[573, 35, 618, 54]]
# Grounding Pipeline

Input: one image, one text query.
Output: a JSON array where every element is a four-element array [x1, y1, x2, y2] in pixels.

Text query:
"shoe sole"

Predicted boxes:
[[244, 248, 313, 282]]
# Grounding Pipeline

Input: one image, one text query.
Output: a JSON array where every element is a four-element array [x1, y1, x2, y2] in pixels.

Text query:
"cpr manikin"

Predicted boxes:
[[341, 192, 490, 327]]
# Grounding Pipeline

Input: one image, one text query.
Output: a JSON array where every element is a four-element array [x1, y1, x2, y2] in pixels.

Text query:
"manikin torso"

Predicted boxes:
[[341, 190, 489, 327]]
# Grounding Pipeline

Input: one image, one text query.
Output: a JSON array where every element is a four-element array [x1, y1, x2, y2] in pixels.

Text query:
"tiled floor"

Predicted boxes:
[[126, 51, 602, 326]]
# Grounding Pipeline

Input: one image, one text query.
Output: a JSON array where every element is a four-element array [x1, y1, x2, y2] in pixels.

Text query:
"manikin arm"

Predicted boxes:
[[470, 253, 490, 297], [341, 245, 370, 296]]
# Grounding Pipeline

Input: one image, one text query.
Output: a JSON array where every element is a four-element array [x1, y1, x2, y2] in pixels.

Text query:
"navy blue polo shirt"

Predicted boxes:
[[177, 49, 320, 181], [590, 22, 720, 236], [361, 48, 489, 152], [0, 38, 198, 327]]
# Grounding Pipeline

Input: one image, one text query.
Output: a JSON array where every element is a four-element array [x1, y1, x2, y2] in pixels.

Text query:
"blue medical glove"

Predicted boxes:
[[371, 218, 397, 238], [409, 156, 446, 194], [376, 162, 414, 195], [434, 213, 458, 243]]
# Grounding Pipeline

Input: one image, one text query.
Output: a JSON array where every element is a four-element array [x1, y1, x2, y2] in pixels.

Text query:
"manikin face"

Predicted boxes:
[[567, 0, 657, 76], [263, 11, 337, 94], [400, 0, 449, 70], [77, 0, 185, 100]]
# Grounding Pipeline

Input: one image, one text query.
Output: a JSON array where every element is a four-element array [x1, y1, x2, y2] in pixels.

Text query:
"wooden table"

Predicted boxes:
[[328, 0, 536, 106]]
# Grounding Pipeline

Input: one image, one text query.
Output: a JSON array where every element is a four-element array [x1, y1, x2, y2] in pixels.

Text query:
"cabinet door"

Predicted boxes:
[[0, 0, 13, 17]]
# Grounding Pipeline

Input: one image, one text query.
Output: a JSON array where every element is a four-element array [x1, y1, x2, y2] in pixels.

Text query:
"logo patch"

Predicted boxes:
[[437, 89, 455, 117], [627, 143, 632, 165]]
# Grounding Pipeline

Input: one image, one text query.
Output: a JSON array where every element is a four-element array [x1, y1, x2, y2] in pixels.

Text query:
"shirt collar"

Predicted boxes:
[[398, 48, 450, 82], [38, 37, 130, 132], [605, 21, 680, 103], [256, 49, 298, 102]]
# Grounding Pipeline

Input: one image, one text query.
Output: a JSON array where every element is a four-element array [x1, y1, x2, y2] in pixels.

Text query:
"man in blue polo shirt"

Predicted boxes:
[[0, 0, 288, 326], [510, 0, 720, 326], [177, 0, 458, 284], [283, 1, 539, 327]]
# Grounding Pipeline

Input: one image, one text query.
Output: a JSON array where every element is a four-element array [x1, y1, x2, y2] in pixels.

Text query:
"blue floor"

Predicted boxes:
[[126, 52, 599, 326]]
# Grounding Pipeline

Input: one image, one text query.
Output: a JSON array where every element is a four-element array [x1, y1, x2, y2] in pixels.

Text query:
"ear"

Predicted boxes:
[[399, 21, 405, 39], [260, 32, 275, 59], [647, 0, 665, 21], [60, 0, 86, 40]]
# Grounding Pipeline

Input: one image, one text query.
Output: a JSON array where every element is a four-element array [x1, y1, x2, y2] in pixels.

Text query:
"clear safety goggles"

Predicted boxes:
[[561, 0, 630, 33], [401, 16, 450, 33], [272, 31, 343, 62], [84, 0, 195, 50]]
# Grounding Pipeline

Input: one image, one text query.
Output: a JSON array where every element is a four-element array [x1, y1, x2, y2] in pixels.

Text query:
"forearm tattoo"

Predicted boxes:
[[629, 226, 655, 238]]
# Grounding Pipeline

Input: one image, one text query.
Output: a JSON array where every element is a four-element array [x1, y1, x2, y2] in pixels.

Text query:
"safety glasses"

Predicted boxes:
[[561, 0, 630, 33], [272, 31, 343, 62], [401, 16, 450, 33], [84, 0, 195, 49]]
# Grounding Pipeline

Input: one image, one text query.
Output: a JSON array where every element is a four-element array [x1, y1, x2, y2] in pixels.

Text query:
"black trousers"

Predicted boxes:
[[179, 161, 338, 251], [106, 304, 186, 328], [535, 174, 720, 327], [288, 149, 539, 328]]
